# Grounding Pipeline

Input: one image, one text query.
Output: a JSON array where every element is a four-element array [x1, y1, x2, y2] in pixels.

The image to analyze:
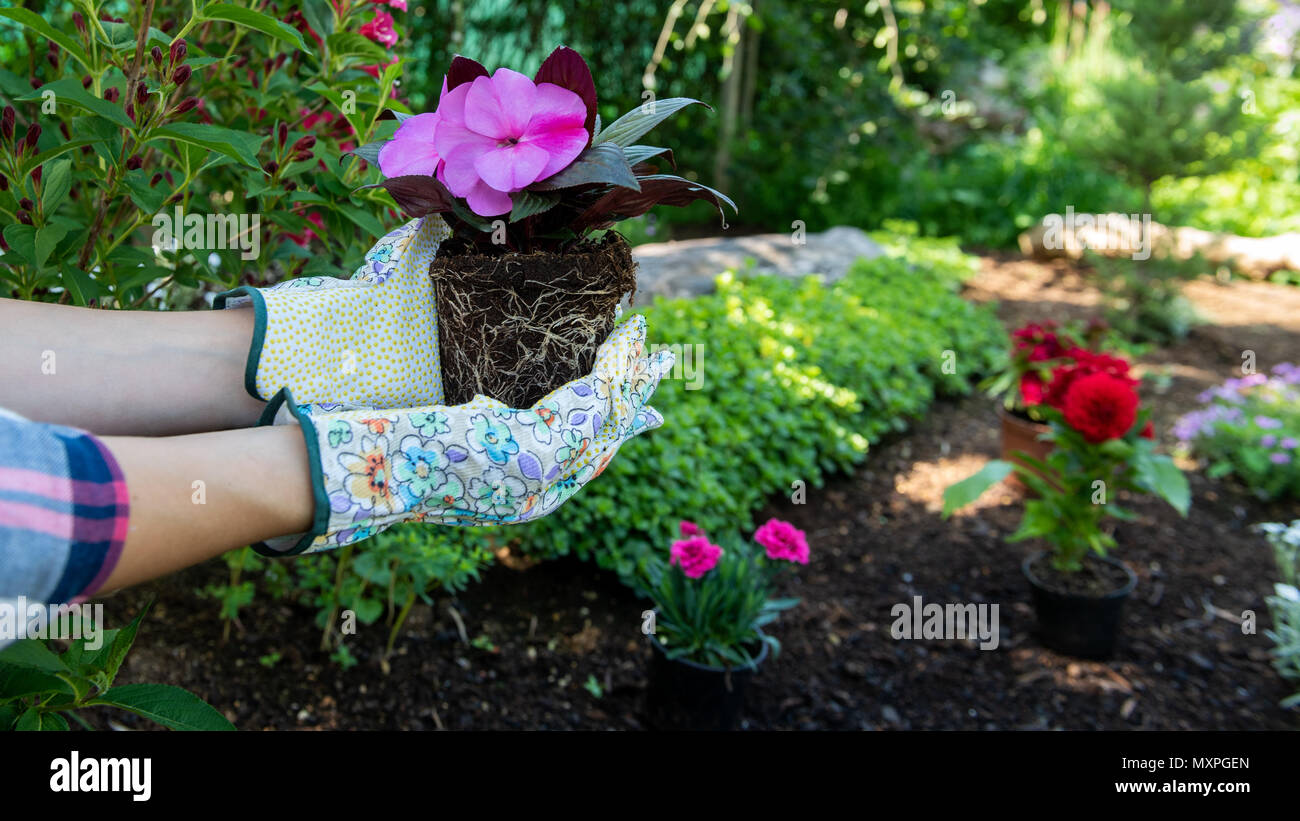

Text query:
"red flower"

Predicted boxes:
[[1062, 372, 1140, 444], [1019, 372, 1047, 406], [1140, 420, 1155, 440], [360, 11, 398, 47], [1044, 348, 1137, 410]]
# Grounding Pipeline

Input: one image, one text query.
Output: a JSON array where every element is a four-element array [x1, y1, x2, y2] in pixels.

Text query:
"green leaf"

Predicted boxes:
[[201, 4, 312, 54], [17, 79, 134, 130], [326, 31, 388, 62], [95, 20, 135, 50], [595, 98, 709, 147], [92, 684, 235, 731], [509, 190, 560, 222], [15, 707, 69, 731], [40, 159, 72, 214], [941, 460, 1014, 517], [339, 206, 386, 239], [26, 140, 98, 171], [622, 144, 675, 168], [0, 664, 74, 702], [301, 0, 336, 41], [35, 223, 70, 270], [0, 639, 69, 673], [148, 123, 266, 169], [0, 8, 91, 69], [1136, 452, 1190, 516], [529, 143, 640, 191], [2, 224, 38, 269]]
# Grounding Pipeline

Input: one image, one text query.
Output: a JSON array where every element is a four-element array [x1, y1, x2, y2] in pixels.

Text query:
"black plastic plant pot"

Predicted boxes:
[[1022, 551, 1138, 660], [644, 631, 769, 731]]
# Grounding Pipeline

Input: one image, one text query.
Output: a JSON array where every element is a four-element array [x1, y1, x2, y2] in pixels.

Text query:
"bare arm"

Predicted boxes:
[[0, 297, 265, 436], [96, 424, 315, 592]]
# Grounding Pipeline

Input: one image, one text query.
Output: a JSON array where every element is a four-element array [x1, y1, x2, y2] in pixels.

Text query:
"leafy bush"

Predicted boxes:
[[1175, 365, 1300, 500], [512, 231, 1006, 583], [0, 604, 234, 731], [0, 0, 406, 306], [1256, 519, 1300, 709], [1089, 252, 1202, 346]]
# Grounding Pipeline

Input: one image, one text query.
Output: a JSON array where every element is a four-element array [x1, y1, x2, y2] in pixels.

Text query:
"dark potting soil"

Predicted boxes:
[[1025, 552, 1134, 598], [86, 393, 1297, 731], [429, 231, 637, 408]]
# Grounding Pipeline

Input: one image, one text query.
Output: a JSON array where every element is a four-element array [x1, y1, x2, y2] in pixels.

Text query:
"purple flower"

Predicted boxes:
[[1262, 434, 1278, 448], [1256, 415, 1283, 429], [1270, 452, 1292, 465], [1282, 437, 1299, 450]]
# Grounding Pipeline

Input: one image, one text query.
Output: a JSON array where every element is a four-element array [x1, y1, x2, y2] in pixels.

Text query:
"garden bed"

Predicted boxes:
[[89, 253, 1300, 730]]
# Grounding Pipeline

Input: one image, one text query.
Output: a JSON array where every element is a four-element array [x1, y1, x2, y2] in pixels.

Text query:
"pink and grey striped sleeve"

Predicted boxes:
[[0, 407, 129, 610]]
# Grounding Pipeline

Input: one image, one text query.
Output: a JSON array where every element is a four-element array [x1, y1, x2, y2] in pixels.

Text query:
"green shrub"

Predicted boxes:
[[0, 0, 407, 307]]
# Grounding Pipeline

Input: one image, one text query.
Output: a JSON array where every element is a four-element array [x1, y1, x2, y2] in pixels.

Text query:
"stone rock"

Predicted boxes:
[[628, 226, 885, 302]]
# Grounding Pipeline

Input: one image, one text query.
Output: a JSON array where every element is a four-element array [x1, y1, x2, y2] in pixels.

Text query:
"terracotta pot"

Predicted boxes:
[[999, 407, 1053, 491]]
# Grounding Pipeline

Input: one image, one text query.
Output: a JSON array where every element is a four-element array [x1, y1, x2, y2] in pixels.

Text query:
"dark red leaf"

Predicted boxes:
[[534, 46, 597, 143], [574, 175, 735, 232], [445, 55, 489, 91], [364, 175, 456, 219]]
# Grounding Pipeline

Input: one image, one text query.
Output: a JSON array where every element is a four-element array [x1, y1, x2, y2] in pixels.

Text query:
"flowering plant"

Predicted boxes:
[[643, 518, 809, 668], [1255, 519, 1300, 708], [353, 47, 735, 253], [1174, 364, 1300, 500], [0, 0, 416, 307], [981, 319, 1129, 420], [946, 362, 1189, 573]]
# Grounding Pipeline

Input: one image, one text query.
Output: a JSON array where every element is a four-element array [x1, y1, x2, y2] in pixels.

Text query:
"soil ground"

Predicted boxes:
[[90, 255, 1300, 730]]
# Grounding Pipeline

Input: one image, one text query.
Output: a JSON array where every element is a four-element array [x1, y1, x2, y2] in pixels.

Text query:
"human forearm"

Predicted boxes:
[[96, 425, 314, 592], [0, 297, 264, 435]]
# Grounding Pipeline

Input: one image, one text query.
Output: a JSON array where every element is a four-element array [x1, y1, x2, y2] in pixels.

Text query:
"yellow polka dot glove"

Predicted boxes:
[[253, 315, 672, 555], [214, 216, 453, 408]]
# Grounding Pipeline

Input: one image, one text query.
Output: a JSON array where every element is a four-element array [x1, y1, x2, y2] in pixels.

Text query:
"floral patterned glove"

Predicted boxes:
[[255, 315, 672, 555], [214, 216, 452, 408]]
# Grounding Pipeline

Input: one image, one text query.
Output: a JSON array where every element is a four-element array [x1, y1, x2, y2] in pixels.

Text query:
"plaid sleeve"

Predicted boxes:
[[0, 407, 129, 608]]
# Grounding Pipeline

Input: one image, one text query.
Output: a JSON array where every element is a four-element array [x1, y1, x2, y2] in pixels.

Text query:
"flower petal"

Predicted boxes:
[[474, 141, 549, 192], [464, 179, 513, 216], [464, 69, 536, 140]]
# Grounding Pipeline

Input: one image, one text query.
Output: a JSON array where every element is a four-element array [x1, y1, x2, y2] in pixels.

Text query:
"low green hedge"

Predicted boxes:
[[513, 229, 1006, 582]]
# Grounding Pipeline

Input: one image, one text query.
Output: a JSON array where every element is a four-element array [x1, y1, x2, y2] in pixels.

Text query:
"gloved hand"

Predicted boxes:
[[214, 215, 452, 408], [256, 314, 672, 555]]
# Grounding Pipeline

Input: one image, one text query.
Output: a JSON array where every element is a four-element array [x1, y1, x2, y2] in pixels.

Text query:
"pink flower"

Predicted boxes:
[[360, 11, 398, 47], [373, 0, 407, 10], [669, 536, 722, 579], [433, 67, 589, 216], [754, 518, 810, 564], [379, 112, 441, 177], [679, 520, 702, 537]]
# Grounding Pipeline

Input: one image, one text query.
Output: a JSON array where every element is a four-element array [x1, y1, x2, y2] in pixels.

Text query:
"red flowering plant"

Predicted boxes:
[[944, 363, 1189, 573], [981, 319, 1120, 421], [642, 518, 809, 669]]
